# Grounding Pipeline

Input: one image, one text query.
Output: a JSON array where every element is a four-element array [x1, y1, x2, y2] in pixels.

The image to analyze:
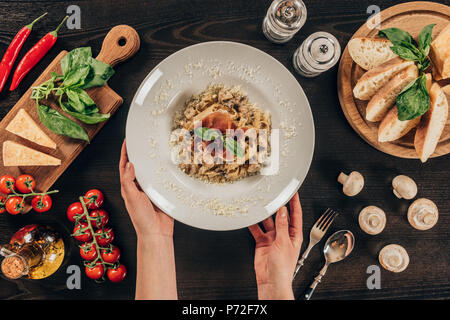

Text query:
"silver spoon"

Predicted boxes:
[[302, 230, 355, 300]]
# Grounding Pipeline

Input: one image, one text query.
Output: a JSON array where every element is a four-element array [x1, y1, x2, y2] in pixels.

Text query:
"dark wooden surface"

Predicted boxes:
[[0, 0, 448, 300]]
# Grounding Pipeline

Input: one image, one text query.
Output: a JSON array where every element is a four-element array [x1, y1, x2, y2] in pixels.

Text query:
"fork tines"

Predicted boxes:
[[315, 208, 339, 231]]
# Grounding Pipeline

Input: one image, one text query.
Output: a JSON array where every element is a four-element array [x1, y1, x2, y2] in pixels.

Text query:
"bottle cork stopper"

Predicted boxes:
[[1, 255, 27, 279]]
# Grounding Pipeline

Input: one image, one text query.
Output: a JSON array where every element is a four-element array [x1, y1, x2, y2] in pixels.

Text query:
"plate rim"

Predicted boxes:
[[126, 40, 315, 231]]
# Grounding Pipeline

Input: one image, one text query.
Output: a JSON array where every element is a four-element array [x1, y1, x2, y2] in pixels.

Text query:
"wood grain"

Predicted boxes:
[[0, 0, 448, 301], [0, 25, 139, 197], [337, 2, 450, 159]]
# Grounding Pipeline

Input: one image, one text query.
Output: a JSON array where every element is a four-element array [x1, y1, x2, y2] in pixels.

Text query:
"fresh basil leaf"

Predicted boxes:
[[77, 89, 96, 107], [61, 47, 93, 76], [224, 137, 244, 158], [418, 58, 431, 73], [379, 28, 416, 46], [194, 127, 222, 141], [396, 75, 430, 120], [37, 104, 90, 142], [81, 57, 115, 89], [66, 89, 85, 113], [390, 45, 420, 61], [61, 102, 110, 124], [418, 24, 435, 56], [62, 65, 91, 88]]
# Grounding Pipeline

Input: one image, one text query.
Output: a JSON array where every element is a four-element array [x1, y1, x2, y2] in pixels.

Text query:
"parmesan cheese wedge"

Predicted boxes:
[[3, 141, 61, 166], [6, 109, 56, 149]]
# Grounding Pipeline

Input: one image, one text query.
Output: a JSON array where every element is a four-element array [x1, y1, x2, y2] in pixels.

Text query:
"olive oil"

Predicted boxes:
[[0, 225, 64, 280]]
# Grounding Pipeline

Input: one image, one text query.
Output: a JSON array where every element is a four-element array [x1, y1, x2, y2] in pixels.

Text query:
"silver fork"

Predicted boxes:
[[293, 208, 339, 279]]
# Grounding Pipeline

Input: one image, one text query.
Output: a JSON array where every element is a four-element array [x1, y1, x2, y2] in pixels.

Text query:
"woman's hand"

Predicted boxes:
[[120, 140, 177, 300], [119, 140, 174, 239], [249, 193, 303, 300]]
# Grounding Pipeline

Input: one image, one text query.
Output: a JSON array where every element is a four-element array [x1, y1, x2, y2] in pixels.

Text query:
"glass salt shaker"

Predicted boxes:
[[292, 31, 341, 77], [262, 0, 307, 44]]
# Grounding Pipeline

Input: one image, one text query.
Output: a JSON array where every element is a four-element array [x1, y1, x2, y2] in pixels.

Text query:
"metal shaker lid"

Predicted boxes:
[[270, 0, 307, 31], [301, 32, 341, 71]]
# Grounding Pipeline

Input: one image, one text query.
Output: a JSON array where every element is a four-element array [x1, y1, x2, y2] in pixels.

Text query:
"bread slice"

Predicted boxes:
[[366, 65, 418, 122], [3, 141, 61, 166], [348, 37, 397, 70], [430, 23, 450, 80], [353, 57, 415, 101], [378, 107, 421, 142], [6, 109, 56, 149], [414, 83, 449, 162]]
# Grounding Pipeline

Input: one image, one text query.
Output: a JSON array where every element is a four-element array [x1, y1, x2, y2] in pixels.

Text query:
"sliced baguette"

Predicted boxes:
[[353, 57, 415, 101], [414, 83, 449, 162], [348, 37, 397, 70], [366, 65, 418, 122], [378, 107, 421, 142]]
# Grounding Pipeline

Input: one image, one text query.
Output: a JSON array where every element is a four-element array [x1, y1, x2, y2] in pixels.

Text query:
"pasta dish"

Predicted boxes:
[[171, 85, 271, 183]]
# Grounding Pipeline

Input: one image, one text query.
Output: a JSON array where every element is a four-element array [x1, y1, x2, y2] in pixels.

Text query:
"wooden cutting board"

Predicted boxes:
[[0, 25, 140, 196], [337, 2, 450, 159]]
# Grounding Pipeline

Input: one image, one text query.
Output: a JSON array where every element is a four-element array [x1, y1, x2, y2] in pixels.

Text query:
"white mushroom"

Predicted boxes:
[[338, 171, 364, 196], [392, 175, 417, 200], [379, 244, 409, 273], [358, 206, 386, 235], [407, 198, 438, 230]]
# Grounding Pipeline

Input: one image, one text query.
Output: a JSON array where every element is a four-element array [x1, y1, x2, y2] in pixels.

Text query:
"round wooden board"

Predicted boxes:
[[337, 1, 450, 159]]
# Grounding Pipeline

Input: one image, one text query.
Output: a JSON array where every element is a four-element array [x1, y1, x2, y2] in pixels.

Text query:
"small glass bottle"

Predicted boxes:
[[0, 225, 65, 280], [262, 0, 307, 44], [292, 31, 341, 77]]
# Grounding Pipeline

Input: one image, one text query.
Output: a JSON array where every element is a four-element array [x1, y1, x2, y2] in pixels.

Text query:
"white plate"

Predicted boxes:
[[126, 41, 314, 231]]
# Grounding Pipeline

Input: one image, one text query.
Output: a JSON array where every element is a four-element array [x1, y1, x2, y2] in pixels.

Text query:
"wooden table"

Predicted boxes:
[[0, 0, 448, 300]]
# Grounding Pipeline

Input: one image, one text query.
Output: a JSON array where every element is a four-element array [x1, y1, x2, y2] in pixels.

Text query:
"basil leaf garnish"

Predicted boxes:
[[418, 24, 435, 56], [396, 75, 429, 121], [224, 137, 244, 158], [37, 104, 90, 142], [194, 127, 221, 141], [378, 28, 416, 46]]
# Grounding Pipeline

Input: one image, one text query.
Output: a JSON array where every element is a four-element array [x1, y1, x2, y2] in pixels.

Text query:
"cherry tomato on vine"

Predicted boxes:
[[107, 264, 127, 282], [67, 202, 85, 222], [31, 194, 52, 213], [0, 195, 6, 214], [101, 245, 120, 264], [73, 222, 92, 242], [85, 262, 104, 280], [89, 209, 109, 228], [15, 174, 36, 193], [83, 189, 104, 210], [5, 196, 24, 215], [0, 175, 16, 194], [95, 227, 114, 246], [80, 242, 98, 261]]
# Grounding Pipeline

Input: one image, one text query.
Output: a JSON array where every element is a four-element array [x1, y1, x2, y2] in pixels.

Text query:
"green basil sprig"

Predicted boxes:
[[378, 24, 435, 120], [31, 47, 114, 142], [396, 74, 430, 121], [37, 104, 90, 142], [194, 127, 245, 158]]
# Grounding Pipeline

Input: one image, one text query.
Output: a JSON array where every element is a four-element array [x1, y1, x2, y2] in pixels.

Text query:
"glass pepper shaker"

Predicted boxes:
[[262, 0, 307, 44], [292, 31, 341, 77]]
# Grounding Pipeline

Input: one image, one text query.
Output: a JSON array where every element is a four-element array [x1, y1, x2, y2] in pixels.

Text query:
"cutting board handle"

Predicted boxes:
[[96, 25, 140, 67]]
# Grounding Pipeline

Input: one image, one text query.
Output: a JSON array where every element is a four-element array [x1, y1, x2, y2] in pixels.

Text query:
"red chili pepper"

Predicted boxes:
[[10, 15, 68, 91], [0, 13, 47, 93]]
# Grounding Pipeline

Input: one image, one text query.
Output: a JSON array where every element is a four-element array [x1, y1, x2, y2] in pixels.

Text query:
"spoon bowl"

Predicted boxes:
[[303, 230, 355, 300], [323, 230, 355, 263]]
